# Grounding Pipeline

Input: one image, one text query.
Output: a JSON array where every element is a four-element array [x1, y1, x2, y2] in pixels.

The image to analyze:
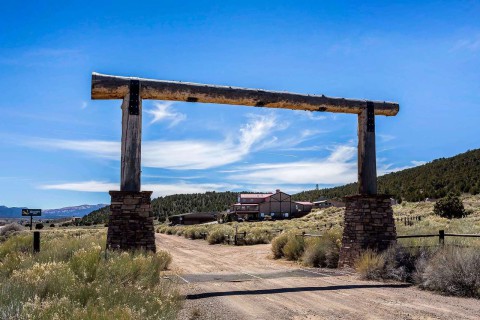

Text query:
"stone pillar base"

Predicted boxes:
[[338, 194, 396, 268], [107, 191, 156, 252]]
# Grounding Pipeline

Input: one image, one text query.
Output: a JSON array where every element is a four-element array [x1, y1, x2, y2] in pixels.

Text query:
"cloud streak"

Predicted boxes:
[[25, 115, 279, 170], [39, 180, 240, 198], [145, 102, 186, 127], [226, 145, 357, 185]]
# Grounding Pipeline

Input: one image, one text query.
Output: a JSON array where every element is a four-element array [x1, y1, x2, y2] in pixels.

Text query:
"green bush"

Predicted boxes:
[[433, 194, 466, 219]]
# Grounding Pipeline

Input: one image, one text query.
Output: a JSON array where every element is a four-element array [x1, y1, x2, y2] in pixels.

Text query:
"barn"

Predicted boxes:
[[231, 189, 313, 221]]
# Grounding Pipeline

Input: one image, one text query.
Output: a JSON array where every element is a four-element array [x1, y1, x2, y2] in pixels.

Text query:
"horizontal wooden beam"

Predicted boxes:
[[91, 72, 399, 116]]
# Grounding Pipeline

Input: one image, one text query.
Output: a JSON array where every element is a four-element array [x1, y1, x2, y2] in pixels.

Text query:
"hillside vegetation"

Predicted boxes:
[[294, 148, 480, 202], [81, 191, 239, 225], [151, 191, 238, 221]]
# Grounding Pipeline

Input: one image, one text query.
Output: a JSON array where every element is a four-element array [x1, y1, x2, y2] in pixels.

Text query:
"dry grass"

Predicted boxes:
[[0, 229, 182, 319]]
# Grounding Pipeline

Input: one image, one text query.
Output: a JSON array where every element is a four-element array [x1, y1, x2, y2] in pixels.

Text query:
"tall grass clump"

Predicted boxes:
[[355, 250, 386, 280], [0, 230, 182, 320], [301, 229, 341, 268], [206, 225, 234, 244], [271, 232, 289, 259], [282, 234, 305, 261]]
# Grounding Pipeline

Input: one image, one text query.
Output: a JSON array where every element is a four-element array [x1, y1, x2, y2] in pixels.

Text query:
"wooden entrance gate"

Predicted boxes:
[[91, 72, 399, 264]]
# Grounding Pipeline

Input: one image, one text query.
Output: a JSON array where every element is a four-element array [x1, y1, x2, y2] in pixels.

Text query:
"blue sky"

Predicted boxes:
[[1, 1, 479, 208]]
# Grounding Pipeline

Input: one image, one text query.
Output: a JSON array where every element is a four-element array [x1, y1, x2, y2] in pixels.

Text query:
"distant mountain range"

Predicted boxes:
[[0, 204, 108, 219]]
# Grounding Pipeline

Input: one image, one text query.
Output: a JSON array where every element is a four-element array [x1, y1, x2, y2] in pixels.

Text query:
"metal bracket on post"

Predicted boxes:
[[129, 80, 140, 115], [366, 101, 375, 132]]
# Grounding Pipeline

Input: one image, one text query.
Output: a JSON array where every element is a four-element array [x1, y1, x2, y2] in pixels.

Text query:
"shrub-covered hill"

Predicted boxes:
[[80, 205, 110, 225], [151, 191, 238, 221], [81, 191, 239, 225], [293, 148, 480, 202]]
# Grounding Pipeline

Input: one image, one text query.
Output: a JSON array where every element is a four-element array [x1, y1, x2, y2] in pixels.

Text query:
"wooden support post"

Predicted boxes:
[[120, 80, 142, 192], [357, 102, 377, 195]]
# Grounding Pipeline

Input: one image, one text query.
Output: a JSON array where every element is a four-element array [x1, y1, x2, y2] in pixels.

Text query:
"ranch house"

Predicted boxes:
[[231, 189, 313, 221]]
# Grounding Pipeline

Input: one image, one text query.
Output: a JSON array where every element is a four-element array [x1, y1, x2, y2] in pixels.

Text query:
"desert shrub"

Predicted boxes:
[[35, 223, 44, 230], [165, 227, 175, 235], [183, 227, 196, 239], [434, 194, 466, 219], [243, 227, 272, 245], [301, 238, 326, 267], [193, 227, 208, 239], [206, 229, 227, 244], [0, 223, 24, 238], [50, 223, 55, 228], [417, 247, 480, 298], [0, 234, 32, 259], [381, 245, 438, 282], [301, 229, 341, 268], [282, 235, 305, 261], [355, 250, 385, 280], [271, 233, 289, 258], [206, 226, 233, 244]]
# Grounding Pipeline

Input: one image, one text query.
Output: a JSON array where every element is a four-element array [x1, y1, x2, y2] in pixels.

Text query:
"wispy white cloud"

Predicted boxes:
[[378, 134, 395, 143], [25, 138, 119, 159], [145, 102, 186, 127], [378, 160, 427, 175], [226, 145, 357, 185], [24, 115, 279, 170], [411, 160, 427, 166], [294, 110, 327, 121], [39, 180, 240, 198], [451, 34, 480, 52], [143, 114, 277, 169]]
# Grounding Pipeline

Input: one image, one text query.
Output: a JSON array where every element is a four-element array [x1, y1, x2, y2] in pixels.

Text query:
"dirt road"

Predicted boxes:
[[156, 234, 480, 320]]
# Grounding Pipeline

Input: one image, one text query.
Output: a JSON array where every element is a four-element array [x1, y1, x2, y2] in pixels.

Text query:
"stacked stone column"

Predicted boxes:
[[107, 191, 156, 252], [338, 194, 396, 267]]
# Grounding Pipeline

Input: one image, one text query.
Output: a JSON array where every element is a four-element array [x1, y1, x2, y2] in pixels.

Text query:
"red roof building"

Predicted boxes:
[[231, 189, 313, 221]]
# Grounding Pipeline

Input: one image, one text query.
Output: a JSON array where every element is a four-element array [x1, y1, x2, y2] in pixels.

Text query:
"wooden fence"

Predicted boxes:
[[396, 230, 480, 246], [395, 215, 423, 226]]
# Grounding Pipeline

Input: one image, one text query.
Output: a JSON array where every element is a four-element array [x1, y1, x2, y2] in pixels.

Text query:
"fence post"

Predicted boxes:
[[439, 230, 445, 246], [33, 231, 40, 253]]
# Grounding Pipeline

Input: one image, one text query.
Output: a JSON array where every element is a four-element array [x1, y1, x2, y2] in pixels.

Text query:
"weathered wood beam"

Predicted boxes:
[[92, 72, 399, 116], [120, 86, 142, 192], [357, 102, 377, 195]]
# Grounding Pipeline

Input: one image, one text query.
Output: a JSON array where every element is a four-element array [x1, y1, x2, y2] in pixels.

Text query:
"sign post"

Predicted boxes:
[[21, 209, 42, 231], [21, 209, 42, 253]]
